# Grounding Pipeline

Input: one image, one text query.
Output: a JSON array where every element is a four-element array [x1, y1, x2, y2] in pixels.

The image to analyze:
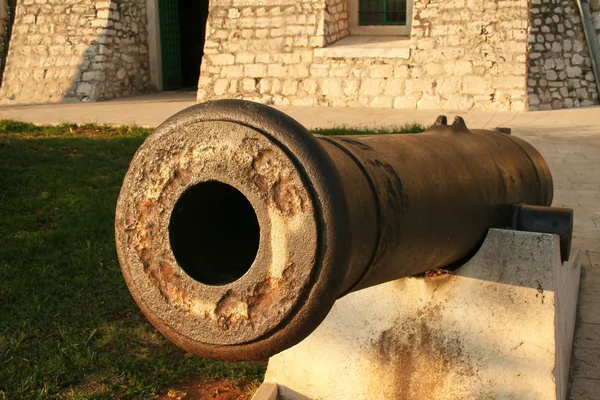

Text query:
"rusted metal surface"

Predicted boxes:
[[115, 100, 573, 361]]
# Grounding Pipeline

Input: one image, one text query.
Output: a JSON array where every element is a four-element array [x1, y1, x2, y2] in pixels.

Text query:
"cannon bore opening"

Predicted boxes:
[[169, 181, 260, 286]]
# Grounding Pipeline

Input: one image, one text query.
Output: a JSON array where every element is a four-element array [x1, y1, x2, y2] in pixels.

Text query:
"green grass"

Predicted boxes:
[[0, 122, 265, 400], [0, 120, 424, 399], [314, 122, 425, 136]]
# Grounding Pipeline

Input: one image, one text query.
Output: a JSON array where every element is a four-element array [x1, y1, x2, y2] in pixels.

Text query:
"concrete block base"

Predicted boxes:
[[254, 229, 581, 400]]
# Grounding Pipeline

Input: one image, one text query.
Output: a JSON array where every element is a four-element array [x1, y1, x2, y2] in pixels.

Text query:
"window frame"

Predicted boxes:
[[349, 0, 413, 36]]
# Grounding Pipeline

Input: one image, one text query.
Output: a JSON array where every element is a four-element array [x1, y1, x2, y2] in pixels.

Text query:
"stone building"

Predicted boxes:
[[0, 0, 598, 111], [198, 0, 600, 110], [0, 0, 208, 104]]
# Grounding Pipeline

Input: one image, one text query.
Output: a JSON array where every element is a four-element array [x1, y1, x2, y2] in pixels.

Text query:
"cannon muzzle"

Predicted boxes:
[[115, 100, 572, 361]]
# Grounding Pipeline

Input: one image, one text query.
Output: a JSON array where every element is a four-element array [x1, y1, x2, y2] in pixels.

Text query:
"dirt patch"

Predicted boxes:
[[157, 378, 255, 400], [424, 269, 452, 278]]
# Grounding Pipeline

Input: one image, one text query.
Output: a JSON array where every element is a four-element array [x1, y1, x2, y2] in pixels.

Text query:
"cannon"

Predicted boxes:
[[115, 100, 572, 362]]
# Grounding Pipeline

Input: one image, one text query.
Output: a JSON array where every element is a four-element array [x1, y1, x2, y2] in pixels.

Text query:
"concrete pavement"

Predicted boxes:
[[1, 94, 599, 399], [0, 91, 599, 134]]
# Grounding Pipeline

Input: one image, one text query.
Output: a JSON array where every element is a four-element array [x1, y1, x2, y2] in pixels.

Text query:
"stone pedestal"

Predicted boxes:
[[254, 229, 581, 400]]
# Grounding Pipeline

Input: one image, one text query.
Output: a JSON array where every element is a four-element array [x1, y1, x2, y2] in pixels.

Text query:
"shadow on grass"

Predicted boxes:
[[0, 121, 424, 399], [0, 131, 265, 399]]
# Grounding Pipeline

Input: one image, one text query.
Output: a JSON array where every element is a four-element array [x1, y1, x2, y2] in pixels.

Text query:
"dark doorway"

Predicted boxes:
[[159, 0, 209, 90], [0, 0, 17, 86]]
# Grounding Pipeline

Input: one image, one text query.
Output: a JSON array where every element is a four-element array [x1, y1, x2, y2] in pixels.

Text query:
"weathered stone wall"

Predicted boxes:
[[407, 0, 529, 110], [527, 0, 599, 109], [198, 0, 327, 105], [324, 0, 349, 45], [199, 0, 531, 111], [0, 0, 153, 105]]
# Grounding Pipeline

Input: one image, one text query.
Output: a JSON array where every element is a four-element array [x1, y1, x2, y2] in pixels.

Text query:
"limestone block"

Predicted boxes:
[[270, 27, 286, 37], [340, 78, 358, 97], [445, 61, 473, 76], [370, 96, 393, 108], [289, 64, 309, 78], [300, 79, 317, 95], [281, 53, 301, 65], [424, 62, 444, 76], [228, 80, 239, 94], [511, 100, 527, 111], [255, 53, 271, 64], [22, 15, 36, 24], [547, 70, 559, 81], [492, 100, 512, 111], [393, 96, 417, 109], [417, 93, 441, 109], [82, 71, 103, 81], [254, 29, 269, 39], [258, 79, 272, 94], [394, 65, 410, 79], [463, 76, 489, 94], [196, 88, 209, 103], [282, 80, 298, 96], [436, 77, 461, 96], [242, 78, 257, 92], [221, 65, 245, 78], [369, 65, 393, 79], [360, 78, 383, 96], [328, 64, 351, 78], [244, 64, 267, 78], [97, 9, 110, 20], [405, 78, 433, 95], [566, 66, 582, 78], [493, 75, 525, 89], [208, 54, 235, 66], [552, 42, 563, 52], [444, 94, 475, 110], [321, 78, 343, 97], [76, 82, 93, 95], [576, 88, 589, 98], [214, 79, 229, 95], [32, 69, 45, 80], [236, 52, 256, 64], [385, 80, 404, 97], [271, 79, 282, 95], [309, 64, 329, 77], [271, 94, 289, 105], [240, 29, 253, 39], [262, 230, 581, 400], [268, 64, 289, 78], [572, 53, 584, 65]]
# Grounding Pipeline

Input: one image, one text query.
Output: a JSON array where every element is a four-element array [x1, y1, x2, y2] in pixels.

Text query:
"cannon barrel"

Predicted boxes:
[[115, 100, 572, 361]]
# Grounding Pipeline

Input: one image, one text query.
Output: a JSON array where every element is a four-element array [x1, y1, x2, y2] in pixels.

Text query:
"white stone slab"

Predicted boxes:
[[313, 36, 411, 59], [260, 229, 581, 400]]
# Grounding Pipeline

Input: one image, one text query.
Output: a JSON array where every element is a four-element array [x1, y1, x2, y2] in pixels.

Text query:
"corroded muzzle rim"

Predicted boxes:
[[115, 100, 351, 361]]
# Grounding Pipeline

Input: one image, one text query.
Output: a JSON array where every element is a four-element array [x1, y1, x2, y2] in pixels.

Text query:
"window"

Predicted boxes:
[[359, 0, 407, 26], [349, 0, 412, 36]]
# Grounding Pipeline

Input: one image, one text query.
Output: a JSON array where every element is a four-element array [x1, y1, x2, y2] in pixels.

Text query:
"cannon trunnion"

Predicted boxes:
[[115, 100, 572, 361]]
